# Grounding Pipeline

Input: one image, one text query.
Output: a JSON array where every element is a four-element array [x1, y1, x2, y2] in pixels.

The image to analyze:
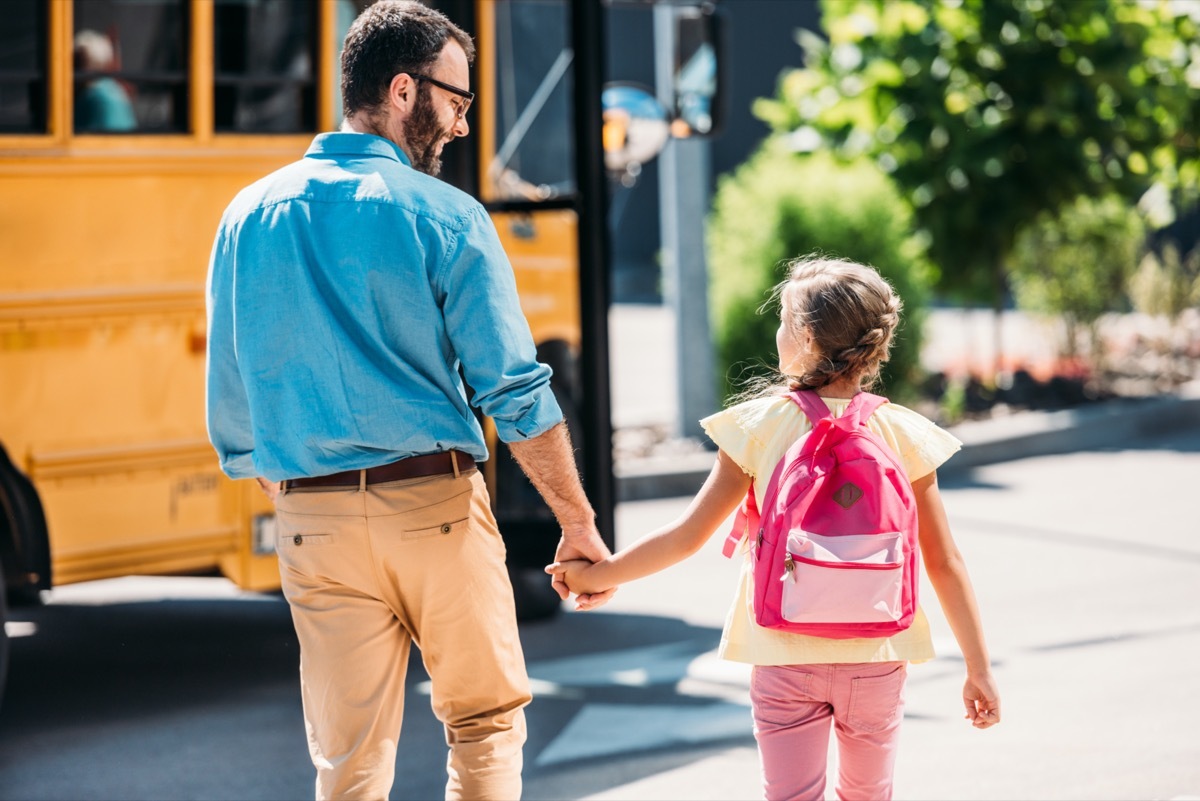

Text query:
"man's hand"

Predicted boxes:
[[256, 477, 281, 503], [552, 525, 616, 611], [506, 424, 617, 610]]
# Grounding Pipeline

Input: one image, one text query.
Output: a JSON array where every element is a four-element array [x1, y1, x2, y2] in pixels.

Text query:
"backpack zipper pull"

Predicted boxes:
[[781, 553, 795, 582]]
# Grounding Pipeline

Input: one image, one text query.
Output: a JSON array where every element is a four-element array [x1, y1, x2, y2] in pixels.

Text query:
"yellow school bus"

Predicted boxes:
[[0, 0, 721, 699]]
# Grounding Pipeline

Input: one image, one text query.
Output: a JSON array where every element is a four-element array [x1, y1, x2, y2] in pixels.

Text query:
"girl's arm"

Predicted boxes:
[[549, 449, 751, 596], [914, 470, 1002, 729]]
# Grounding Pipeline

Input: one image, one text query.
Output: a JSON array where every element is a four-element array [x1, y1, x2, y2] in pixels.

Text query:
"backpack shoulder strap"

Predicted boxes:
[[721, 481, 760, 558], [789, 390, 831, 425], [843, 392, 889, 426]]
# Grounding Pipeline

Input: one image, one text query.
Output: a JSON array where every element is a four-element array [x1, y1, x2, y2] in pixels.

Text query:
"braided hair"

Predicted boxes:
[[779, 256, 901, 392]]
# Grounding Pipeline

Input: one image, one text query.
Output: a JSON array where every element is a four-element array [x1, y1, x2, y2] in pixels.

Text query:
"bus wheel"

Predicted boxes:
[[0, 446, 51, 607]]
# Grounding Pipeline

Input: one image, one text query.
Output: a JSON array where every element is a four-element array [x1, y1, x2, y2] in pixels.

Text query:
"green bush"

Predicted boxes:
[[707, 145, 935, 403], [1010, 194, 1145, 359]]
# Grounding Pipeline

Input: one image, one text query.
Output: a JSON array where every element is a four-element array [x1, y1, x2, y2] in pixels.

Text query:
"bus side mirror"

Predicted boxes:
[[601, 83, 670, 184], [666, 2, 723, 138]]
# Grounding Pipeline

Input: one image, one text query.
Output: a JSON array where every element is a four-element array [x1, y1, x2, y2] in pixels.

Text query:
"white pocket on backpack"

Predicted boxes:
[[781, 530, 904, 624]]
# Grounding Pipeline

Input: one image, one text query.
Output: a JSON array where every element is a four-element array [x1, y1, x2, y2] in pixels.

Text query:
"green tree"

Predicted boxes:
[[756, 0, 1200, 311], [708, 147, 934, 402], [1009, 194, 1145, 361]]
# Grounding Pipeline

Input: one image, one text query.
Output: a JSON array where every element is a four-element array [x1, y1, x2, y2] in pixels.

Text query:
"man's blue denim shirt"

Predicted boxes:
[[205, 132, 562, 481]]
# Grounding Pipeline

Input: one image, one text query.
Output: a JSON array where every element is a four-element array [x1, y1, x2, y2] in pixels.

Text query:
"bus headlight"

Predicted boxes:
[[252, 513, 277, 555]]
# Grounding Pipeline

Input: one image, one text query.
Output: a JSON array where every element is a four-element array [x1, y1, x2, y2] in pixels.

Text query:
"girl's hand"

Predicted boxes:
[[544, 559, 614, 601], [963, 673, 1001, 729], [552, 530, 616, 610]]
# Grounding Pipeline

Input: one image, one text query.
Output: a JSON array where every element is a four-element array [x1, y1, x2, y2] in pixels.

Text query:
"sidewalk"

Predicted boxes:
[[610, 304, 1200, 501]]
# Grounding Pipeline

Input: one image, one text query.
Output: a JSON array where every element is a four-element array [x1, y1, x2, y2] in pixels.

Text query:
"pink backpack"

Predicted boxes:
[[721, 391, 919, 639]]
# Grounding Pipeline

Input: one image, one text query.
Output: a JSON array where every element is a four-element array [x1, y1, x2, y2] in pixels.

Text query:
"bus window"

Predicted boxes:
[[214, 0, 318, 133], [72, 0, 188, 134], [487, 0, 575, 202], [0, 0, 46, 134]]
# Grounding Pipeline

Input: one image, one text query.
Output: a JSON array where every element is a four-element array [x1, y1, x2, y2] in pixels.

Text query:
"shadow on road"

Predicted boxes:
[[1, 586, 742, 800], [1, 594, 299, 733]]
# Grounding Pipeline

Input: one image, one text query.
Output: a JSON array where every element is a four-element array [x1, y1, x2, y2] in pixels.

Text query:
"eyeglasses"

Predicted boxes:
[[409, 73, 474, 119]]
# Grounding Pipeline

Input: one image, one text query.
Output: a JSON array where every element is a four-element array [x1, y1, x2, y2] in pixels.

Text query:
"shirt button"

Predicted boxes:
[[440, 523, 452, 534], [294, 534, 303, 546]]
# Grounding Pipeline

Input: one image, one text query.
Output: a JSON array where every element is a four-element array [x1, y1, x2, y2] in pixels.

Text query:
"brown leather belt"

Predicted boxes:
[[284, 451, 476, 491]]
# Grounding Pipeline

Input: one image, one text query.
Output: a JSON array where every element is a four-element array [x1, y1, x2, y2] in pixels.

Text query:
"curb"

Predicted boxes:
[[614, 392, 1200, 502], [941, 393, 1200, 474], [615, 451, 717, 503]]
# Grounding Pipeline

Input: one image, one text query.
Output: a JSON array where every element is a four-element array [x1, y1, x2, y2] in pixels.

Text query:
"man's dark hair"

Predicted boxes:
[[341, 0, 475, 117]]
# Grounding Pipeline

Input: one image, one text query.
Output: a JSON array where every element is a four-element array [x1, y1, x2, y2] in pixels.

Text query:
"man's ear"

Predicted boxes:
[[388, 72, 417, 118]]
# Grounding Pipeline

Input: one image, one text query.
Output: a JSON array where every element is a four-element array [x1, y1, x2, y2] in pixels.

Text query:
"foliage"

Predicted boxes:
[[1128, 241, 1200, 321], [707, 146, 934, 403], [1009, 194, 1145, 357], [937, 376, 967, 425], [755, 0, 1200, 305]]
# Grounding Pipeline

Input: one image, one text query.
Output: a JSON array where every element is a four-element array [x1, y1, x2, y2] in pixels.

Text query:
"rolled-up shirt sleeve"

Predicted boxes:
[[205, 227, 258, 479], [437, 205, 563, 443]]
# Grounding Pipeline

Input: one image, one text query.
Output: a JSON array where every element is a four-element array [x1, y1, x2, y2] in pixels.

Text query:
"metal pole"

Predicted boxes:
[[655, 4, 716, 440], [571, 0, 616, 550]]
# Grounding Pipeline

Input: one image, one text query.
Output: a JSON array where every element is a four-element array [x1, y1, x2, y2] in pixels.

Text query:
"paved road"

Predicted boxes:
[[3, 426, 1199, 800]]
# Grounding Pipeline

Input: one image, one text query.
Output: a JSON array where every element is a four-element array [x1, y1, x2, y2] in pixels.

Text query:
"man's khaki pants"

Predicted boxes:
[[274, 469, 531, 801]]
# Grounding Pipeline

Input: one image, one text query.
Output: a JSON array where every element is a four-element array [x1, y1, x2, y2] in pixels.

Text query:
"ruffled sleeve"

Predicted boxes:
[[701, 395, 809, 482], [872, 402, 962, 480], [701, 399, 765, 478]]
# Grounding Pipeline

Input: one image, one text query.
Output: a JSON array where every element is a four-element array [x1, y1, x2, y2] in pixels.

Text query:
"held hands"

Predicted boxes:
[[550, 524, 616, 611], [544, 558, 612, 603], [963, 672, 1002, 729]]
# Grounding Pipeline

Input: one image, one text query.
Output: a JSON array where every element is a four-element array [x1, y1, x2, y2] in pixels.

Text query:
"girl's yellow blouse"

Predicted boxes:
[[701, 394, 962, 666]]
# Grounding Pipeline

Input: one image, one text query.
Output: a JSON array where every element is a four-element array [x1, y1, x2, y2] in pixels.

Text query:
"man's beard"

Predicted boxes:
[[405, 88, 452, 176]]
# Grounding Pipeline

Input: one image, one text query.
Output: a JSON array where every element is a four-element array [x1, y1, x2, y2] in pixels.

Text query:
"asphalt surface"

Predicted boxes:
[[3, 304, 1199, 799], [2, 424, 1199, 800]]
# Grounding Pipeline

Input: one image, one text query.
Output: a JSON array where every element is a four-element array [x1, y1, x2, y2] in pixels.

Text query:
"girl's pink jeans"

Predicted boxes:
[[749, 661, 907, 801]]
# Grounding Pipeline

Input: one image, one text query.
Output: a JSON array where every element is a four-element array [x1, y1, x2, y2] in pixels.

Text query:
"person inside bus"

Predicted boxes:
[[204, 2, 612, 800], [73, 29, 137, 133]]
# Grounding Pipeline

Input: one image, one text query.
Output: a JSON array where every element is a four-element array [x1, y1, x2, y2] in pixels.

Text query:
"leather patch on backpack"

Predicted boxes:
[[833, 482, 864, 509]]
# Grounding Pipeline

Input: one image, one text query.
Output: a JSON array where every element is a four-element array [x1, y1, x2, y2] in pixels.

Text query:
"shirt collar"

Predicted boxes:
[[305, 132, 412, 167]]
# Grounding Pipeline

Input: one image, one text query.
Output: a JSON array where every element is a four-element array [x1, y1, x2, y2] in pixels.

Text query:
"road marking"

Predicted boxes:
[[526, 640, 712, 688], [535, 701, 752, 767], [418, 641, 756, 767]]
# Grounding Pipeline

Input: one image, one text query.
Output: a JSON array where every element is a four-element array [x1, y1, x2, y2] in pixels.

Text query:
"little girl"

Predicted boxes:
[[548, 256, 1001, 801]]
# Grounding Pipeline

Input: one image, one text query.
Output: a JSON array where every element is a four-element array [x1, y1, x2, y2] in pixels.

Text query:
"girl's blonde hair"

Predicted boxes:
[[775, 255, 902, 392]]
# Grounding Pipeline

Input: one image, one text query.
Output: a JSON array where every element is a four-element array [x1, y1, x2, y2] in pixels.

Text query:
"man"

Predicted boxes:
[[204, 3, 610, 799]]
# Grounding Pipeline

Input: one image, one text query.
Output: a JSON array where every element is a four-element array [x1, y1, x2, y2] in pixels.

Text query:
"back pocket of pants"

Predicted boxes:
[[279, 532, 334, 548], [846, 663, 906, 733], [400, 489, 472, 540], [750, 666, 817, 727]]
